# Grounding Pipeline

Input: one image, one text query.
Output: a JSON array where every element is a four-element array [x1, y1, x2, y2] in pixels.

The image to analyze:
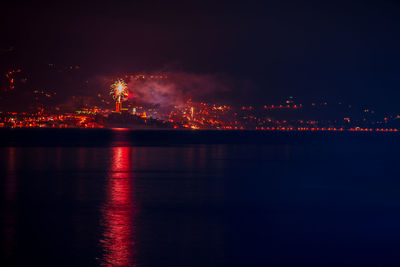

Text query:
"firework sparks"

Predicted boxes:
[[110, 80, 129, 101], [110, 79, 129, 113]]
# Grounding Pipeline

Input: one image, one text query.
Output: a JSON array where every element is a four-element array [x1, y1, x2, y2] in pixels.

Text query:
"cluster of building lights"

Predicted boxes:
[[254, 127, 398, 132], [2, 77, 400, 132]]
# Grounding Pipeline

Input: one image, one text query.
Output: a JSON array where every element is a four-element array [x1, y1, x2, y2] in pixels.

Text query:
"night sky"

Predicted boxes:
[[1, 0, 400, 110]]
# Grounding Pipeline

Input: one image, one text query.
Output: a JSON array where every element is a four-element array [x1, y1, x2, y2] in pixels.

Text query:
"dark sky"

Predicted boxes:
[[2, 0, 400, 109]]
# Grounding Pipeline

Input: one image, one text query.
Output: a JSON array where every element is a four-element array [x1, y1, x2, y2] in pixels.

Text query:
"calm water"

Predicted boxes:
[[1, 129, 400, 266]]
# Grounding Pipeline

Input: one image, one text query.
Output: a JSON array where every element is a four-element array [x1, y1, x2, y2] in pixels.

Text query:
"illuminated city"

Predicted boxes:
[[1, 72, 399, 132], [2, 1, 400, 267]]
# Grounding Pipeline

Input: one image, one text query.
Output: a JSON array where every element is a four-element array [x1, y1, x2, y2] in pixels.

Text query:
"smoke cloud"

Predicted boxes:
[[126, 72, 232, 107]]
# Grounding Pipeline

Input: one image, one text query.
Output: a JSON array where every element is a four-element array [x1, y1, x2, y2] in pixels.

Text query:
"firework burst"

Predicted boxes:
[[110, 79, 129, 102], [110, 79, 129, 112]]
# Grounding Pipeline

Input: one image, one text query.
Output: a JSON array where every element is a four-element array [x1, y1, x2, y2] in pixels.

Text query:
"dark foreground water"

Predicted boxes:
[[1, 129, 400, 266]]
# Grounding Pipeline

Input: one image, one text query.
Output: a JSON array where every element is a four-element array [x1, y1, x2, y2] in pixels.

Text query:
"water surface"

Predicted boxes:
[[1, 129, 400, 266]]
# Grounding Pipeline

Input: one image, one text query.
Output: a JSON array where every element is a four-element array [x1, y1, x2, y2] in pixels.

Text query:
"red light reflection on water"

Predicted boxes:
[[100, 146, 137, 266]]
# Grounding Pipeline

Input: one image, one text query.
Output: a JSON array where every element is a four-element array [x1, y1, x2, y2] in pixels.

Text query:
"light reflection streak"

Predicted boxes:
[[100, 146, 137, 266]]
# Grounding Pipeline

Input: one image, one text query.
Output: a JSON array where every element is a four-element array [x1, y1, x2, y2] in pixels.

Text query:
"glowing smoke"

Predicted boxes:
[[126, 72, 232, 107]]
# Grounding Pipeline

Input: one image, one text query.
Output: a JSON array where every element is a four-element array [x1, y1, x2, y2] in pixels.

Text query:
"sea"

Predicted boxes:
[[1, 129, 400, 266]]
